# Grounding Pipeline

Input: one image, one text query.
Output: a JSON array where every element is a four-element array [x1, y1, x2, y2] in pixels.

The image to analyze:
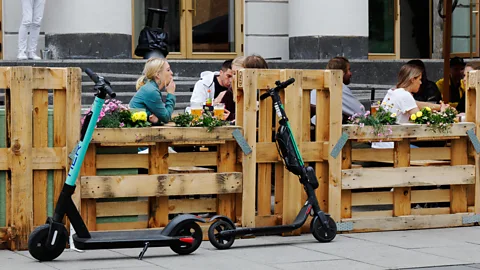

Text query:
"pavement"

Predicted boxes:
[[3, 226, 480, 270]]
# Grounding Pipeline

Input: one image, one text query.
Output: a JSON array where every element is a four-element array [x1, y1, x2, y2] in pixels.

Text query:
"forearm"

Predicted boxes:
[[416, 101, 441, 111]]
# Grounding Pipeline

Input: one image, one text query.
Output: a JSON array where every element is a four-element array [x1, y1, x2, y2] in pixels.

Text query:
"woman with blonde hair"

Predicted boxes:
[[129, 57, 176, 125]]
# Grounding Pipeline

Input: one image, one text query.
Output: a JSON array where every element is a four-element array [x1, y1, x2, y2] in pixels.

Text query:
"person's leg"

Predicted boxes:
[[18, 0, 33, 60], [27, 0, 46, 60]]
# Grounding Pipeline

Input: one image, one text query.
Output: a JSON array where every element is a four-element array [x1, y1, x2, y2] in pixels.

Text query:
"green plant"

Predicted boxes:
[[410, 106, 458, 133], [348, 102, 397, 137], [172, 111, 227, 132], [81, 99, 152, 128]]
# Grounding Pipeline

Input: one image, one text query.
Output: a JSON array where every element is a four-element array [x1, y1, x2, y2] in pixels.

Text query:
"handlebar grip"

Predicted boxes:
[[85, 68, 99, 83], [260, 92, 270, 101], [276, 78, 295, 89], [84, 68, 116, 98]]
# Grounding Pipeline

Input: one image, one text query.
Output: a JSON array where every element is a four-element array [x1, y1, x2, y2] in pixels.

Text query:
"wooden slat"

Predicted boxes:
[[53, 89, 66, 211], [281, 69, 303, 236], [237, 69, 280, 89], [341, 141, 352, 219], [411, 207, 450, 215], [255, 215, 280, 227], [169, 198, 217, 214], [343, 123, 474, 140], [234, 69, 244, 223], [9, 67, 34, 250], [342, 165, 475, 189], [148, 143, 169, 228], [327, 70, 344, 222], [170, 152, 217, 167], [33, 89, 49, 227], [0, 147, 67, 170], [451, 137, 468, 213], [241, 69, 257, 228], [256, 142, 326, 163], [91, 126, 239, 144], [96, 154, 149, 169], [352, 210, 393, 218], [0, 148, 7, 170], [0, 68, 10, 88], [302, 70, 325, 90], [411, 189, 451, 203], [81, 173, 243, 199], [81, 145, 97, 231], [342, 214, 472, 232], [217, 141, 238, 220], [32, 68, 65, 89], [97, 201, 148, 217], [315, 88, 329, 213], [393, 139, 411, 216], [352, 147, 451, 163], [97, 221, 148, 231], [475, 71, 480, 214], [257, 89, 272, 216], [352, 192, 393, 206]]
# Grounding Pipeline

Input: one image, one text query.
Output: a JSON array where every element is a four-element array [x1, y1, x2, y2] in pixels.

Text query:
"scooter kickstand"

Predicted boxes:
[[138, 242, 150, 260]]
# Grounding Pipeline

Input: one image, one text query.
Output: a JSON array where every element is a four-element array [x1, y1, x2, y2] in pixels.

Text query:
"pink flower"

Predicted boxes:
[[364, 111, 370, 116], [119, 122, 125, 127], [359, 123, 365, 128], [378, 133, 383, 137]]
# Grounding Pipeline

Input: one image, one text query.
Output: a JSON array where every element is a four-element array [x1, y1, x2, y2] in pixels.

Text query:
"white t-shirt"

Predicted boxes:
[[372, 88, 417, 149]]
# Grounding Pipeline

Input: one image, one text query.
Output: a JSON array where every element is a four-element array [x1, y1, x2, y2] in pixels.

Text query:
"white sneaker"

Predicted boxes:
[[17, 52, 28, 60], [28, 52, 41, 60]]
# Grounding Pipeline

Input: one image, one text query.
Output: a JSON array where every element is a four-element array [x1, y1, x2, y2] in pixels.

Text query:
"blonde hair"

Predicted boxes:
[[232, 56, 245, 69], [136, 58, 168, 90], [396, 63, 423, 89]]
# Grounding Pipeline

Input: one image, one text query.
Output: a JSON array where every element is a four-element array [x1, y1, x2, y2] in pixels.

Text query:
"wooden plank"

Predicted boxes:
[[300, 87, 312, 233], [97, 221, 148, 231], [0, 148, 7, 170], [352, 210, 393, 218], [234, 70, 244, 223], [342, 214, 472, 232], [393, 139, 411, 216], [411, 207, 450, 215], [97, 201, 148, 217], [281, 69, 303, 236], [326, 70, 344, 222], [256, 141, 326, 163], [450, 137, 468, 213], [351, 192, 393, 206], [148, 143, 169, 228], [475, 71, 480, 214], [342, 165, 475, 189], [33, 89, 49, 227], [9, 67, 34, 250], [0, 147, 66, 170], [32, 68, 65, 90], [237, 69, 280, 89], [302, 70, 325, 90], [274, 162, 284, 216], [315, 88, 330, 213], [341, 141, 352, 219], [80, 145, 97, 231], [343, 123, 474, 140], [91, 126, 239, 144], [217, 141, 238, 219], [0, 68, 10, 88], [241, 69, 257, 228], [352, 147, 451, 163], [53, 89, 67, 212], [169, 198, 217, 214], [255, 215, 280, 227], [257, 88, 273, 216], [81, 173, 243, 199], [411, 189, 451, 203], [170, 152, 218, 167]]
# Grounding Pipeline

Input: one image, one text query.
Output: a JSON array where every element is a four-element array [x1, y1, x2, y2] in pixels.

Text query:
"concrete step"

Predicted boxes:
[[81, 92, 192, 109], [81, 80, 196, 94]]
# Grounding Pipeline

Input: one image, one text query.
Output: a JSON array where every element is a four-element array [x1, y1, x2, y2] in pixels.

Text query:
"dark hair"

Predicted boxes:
[[244, 54, 269, 69], [407, 59, 426, 71], [326, 56, 350, 75], [221, 59, 233, 71]]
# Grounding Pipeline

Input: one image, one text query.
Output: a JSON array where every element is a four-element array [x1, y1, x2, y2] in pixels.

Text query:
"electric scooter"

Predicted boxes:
[[207, 78, 337, 249], [28, 69, 205, 261]]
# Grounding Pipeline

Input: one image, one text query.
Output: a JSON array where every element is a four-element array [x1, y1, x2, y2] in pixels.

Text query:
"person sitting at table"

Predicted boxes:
[[129, 57, 176, 125], [372, 63, 449, 149]]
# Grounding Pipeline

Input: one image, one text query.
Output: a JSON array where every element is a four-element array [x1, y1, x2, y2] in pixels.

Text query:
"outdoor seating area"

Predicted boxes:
[[1, 66, 480, 251]]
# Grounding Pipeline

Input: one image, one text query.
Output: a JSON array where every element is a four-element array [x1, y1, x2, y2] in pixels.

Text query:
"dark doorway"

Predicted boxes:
[[400, 0, 432, 58]]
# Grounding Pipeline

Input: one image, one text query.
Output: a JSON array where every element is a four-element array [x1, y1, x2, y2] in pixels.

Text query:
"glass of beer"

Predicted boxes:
[[370, 100, 380, 116], [214, 103, 225, 119], [190, 102, 203, 120]]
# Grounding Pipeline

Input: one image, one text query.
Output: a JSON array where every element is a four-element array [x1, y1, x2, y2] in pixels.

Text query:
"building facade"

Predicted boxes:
[[0, 0, 478, 60]]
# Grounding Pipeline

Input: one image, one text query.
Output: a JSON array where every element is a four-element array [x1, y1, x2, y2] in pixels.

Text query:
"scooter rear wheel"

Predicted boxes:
[[28, 224, 67, 261], [311, 216, 337, 243], [208, 220, 235, 250], [170, 222, 203, 255]]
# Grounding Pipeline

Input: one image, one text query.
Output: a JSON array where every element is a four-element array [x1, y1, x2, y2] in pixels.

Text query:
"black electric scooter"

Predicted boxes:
[[27, 69, 205, 261], [207, 78, 337, 249]]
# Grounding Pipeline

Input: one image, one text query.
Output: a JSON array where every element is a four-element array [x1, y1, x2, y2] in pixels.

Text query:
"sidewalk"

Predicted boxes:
[[2, 226, 480, 270]]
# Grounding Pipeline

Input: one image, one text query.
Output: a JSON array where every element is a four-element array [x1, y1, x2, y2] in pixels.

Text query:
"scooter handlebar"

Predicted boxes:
[[84, 68, 116, 98], [259, 78, 296, 101]]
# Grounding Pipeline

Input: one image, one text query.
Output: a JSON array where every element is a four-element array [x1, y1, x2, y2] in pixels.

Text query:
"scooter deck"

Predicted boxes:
[[73, 229, 183, 250]]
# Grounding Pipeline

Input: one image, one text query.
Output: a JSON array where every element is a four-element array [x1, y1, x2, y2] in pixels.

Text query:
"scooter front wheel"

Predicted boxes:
[[28, 224, 67, 261], [170, 221, 203, 255], [311, 216, 337, 243], [208, 220, 235, 250]]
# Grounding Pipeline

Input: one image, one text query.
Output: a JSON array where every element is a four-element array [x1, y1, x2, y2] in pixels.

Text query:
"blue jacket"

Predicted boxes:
[[129, 80, 176, 125]]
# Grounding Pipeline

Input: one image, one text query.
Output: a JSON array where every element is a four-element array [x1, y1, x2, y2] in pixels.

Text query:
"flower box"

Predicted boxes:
[[342, 122, 475, 141]]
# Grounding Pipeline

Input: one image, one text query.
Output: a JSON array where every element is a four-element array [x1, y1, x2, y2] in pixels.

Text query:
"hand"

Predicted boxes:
[[440, 102, 450, 112], [166, 80, 176, 94], [223, 108, 231, 121], [149, 114, 159, 124]]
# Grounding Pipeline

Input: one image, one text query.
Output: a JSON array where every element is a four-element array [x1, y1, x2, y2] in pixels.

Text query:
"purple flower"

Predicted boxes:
[[120, 122, 125, 127], [364, 111, 370, 116]]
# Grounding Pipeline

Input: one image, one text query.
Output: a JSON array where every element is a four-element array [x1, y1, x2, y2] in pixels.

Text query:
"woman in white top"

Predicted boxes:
[[373, 63, 448, 148]]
